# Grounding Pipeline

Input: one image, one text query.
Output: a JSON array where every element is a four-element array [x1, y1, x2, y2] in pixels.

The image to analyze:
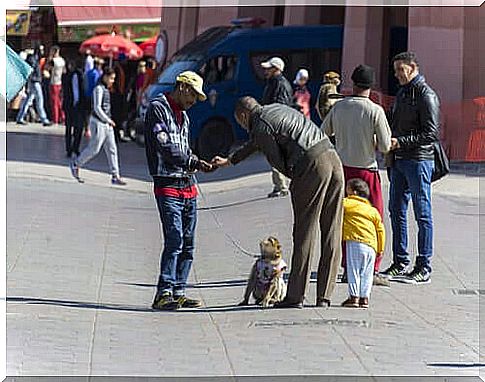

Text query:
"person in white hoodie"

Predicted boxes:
[[48, 46, 66, 124], [69, 67, 126, 186]]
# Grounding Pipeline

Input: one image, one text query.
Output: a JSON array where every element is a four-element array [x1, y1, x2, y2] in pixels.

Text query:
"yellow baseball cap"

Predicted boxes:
[[176, 71, 207, 101]]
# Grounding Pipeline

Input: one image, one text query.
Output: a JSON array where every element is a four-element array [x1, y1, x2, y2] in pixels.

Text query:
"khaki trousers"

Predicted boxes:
[[286, 149, 344, 304], [271, 167, 289, 192]]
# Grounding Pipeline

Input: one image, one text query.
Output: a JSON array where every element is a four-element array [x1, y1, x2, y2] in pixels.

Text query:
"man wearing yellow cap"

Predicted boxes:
[[144, 71, 214, 310]]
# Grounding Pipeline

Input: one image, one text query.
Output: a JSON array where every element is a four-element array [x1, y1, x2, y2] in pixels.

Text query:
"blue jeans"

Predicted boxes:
[[389, 159, 434, 272], [17, 81, 49, 123], [156, 195, 197, 297]]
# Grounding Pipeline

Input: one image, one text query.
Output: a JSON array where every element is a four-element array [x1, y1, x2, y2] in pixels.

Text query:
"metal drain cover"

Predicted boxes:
[[452, 289, 485, 295], [251, 318, 370, 328]]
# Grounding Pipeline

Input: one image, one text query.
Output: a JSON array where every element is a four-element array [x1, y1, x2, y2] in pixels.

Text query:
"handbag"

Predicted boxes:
[[431, 141, 450, 182]]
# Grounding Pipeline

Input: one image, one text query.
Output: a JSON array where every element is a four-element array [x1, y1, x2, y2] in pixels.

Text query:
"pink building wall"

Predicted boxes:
[[408, 7, 465, 103]]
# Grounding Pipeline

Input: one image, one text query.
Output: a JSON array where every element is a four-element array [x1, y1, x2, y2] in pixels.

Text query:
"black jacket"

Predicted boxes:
[[26, 53, 42, 83], [62, 69, 85, 111], [261, 74, 294, 107], [391, 75, 440, 161]]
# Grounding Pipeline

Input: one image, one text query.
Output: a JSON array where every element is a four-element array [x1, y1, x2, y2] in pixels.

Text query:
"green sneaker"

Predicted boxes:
[[152, 292, 178, 311], [174, 295, 202, 308]]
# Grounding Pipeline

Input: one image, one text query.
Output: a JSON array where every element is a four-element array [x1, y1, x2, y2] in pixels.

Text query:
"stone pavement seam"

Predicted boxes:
[[191, 267, 238, 377], [88, 211, 114, 375], [433, 250, 469, 289], [331, 325, 373, 376], [382, 288, 480, 355], [8, 211, 38, 273], [312, 306, 373, 376]]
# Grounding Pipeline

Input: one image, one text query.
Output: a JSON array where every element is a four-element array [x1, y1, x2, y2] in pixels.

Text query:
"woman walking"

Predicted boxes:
[[69, 67, 126, 185]]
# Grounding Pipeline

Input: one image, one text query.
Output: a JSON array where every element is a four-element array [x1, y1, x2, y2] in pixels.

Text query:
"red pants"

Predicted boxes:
[[342, 166, 384, 273], [50, 84, 64, 124]]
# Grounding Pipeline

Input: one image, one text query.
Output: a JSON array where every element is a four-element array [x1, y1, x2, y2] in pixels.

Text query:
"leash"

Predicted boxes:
[[194, 174, 260, 259]]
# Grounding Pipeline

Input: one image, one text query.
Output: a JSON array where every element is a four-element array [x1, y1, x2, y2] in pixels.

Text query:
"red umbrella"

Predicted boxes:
[[139, 35, 158, 57], [79, 33, 143, 61]]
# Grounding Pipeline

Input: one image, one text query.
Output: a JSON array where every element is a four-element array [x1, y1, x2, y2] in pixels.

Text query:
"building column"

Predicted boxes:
[[341, 7, 384, 89], [197, 7, 239, 36]]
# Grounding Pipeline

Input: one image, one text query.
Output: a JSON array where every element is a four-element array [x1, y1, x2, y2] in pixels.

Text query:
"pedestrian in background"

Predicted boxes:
[[111, 60, 127, 143], [84, 49, 94, 74], [293, 68, 311, 119], [260, 56, 294, 198], [84, 57, 104, 111], [39, 44, 52, 122], [62, 59, 85, 158], [144, 71, 214, 311], [135, 60, 147, 106], [341, 178, 385, 309], [322, 64, 391, 281], [16, 46, 51, 126], [316, 70, 341, 122], [212, 97, 344, 309], [48, 45, 66, 124], [84, 57, 104, 136], [70, 67, 126, 186], [381, 52, 440, 284]]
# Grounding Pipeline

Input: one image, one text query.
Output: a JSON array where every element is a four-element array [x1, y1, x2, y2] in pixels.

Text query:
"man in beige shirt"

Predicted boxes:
[[322, 64, 391, 276]]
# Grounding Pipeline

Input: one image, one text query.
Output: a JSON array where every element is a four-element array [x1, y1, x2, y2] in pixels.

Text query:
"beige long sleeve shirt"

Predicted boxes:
[[321, 96, 391, 170]]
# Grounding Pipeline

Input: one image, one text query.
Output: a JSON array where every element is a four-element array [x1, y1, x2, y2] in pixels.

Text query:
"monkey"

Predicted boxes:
[[238, 236, 287, 308]]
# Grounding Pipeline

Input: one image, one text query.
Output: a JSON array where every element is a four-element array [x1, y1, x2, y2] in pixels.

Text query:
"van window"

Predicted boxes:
[[173, 26, 233, 61], [250, 48, 341, 82], [158, 60, 197, 84], [199, 55, 238, 84]]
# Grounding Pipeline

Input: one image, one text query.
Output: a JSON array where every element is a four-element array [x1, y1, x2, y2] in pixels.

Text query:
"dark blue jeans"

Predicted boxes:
[[156, 195, 197, 297], [389, 159, 434, 272]]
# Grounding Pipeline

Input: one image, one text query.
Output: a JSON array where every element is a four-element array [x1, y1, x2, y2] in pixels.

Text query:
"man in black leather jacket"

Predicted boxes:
[[261, 57, 294, 198], [381, 52, 440, 284]]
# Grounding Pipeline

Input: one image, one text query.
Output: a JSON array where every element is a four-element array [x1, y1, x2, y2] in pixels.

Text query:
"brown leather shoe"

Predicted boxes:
[[359, 297, 369, 308], [341, 296, 359, 308]]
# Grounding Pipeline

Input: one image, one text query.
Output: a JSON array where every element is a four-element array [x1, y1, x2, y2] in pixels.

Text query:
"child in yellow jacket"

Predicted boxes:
[[342, 178, 385, 309]]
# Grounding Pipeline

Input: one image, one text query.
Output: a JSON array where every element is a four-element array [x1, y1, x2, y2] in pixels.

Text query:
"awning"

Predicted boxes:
[[53, 4, 161, 27]]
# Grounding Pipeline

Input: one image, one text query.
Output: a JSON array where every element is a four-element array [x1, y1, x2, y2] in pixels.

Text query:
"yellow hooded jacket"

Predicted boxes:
[[343, 195, 385, 254]]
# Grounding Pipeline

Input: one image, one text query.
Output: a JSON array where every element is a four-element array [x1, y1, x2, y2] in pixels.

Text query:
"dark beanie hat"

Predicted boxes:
[[351, 64, 375, 89]]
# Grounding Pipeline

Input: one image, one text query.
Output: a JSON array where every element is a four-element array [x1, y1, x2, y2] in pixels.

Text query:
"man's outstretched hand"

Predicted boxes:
[[198, 159, 217, 172], [211, 156, 231, 168]]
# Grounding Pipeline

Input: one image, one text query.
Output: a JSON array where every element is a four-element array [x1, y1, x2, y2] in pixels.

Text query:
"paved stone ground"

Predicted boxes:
[[5, 123, 484, 380]]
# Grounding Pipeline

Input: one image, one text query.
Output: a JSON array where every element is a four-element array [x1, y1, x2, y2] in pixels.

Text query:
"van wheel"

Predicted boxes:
[[197, 119, 234, 161]]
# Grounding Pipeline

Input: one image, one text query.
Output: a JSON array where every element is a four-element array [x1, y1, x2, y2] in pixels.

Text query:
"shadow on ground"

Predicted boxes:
[[7, 130, 272, 183], [7, 296, 262, 313]]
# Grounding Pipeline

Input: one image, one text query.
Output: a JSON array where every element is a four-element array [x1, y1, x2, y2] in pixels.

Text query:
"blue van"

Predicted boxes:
[[141, 23, 343, 159]]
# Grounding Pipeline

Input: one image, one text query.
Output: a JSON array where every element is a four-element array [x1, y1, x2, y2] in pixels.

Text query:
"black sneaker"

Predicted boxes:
[[380, 263, 407, 280], [69, 159, 84, 183], [340, 270, 348, 284], [173, 295, 202, 308], [267, 190, 289, 198], [152, 292, 178, 310], [399, 268, 431, 285], [111, 176, 127, 186]]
